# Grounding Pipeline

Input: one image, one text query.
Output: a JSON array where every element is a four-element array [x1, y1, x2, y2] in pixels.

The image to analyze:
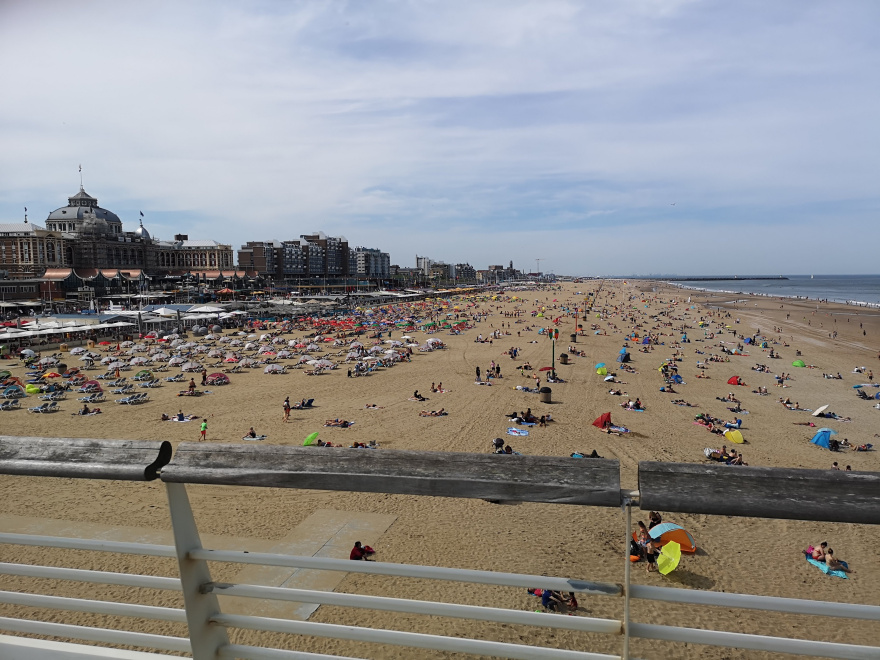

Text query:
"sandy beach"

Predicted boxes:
[[1, 279, 878, 659]]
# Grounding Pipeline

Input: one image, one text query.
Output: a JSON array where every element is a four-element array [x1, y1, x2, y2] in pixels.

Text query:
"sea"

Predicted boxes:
[[666, 275, 880, 308]]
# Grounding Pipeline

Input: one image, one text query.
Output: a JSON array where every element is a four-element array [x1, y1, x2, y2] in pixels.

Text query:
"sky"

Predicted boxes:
[[2, 0, 879, 276]]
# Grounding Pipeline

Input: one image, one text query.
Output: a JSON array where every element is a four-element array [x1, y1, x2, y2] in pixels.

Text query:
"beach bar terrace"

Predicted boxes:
[[0, 436, 877, 660]]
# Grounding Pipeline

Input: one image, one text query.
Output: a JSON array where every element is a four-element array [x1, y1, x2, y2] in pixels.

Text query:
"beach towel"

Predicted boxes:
[[242, 435, 268, 441], [610, 425, 630, 433], [507, 428, 529, 436], [805, 554, 848, 579]]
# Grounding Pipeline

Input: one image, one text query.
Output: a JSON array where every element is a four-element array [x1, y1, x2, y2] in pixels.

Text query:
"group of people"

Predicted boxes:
[[632, 511, 664, 572], [804, 541, 852, 574]]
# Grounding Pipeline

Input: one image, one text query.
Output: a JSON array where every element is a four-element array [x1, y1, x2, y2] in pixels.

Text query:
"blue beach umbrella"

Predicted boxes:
[[595, 363, 606, 368]]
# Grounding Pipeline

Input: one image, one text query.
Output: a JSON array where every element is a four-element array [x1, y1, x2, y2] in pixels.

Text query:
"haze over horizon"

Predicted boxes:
[[2, 1, 879, 276]]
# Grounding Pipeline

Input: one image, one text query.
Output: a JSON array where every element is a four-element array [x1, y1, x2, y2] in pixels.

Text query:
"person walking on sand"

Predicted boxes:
[[282, 396, 291, 422], [475, 366, 481, 382], [199, 419, 207, 441], [188, 378, 196, 395]]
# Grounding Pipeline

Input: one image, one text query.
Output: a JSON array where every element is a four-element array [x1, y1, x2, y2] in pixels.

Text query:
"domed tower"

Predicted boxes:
[[134, 219, 151, 242], [46, 186, 123, 236]]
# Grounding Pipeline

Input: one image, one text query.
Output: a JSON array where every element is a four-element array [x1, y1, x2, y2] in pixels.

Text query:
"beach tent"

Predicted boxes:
[[727, 376, 741, 385], [810, 429, 833, 449], [592, 412, 612, 429], [671, 374, 683, 384], [743, 337, 751, 344], [649, 523, 696, 554], [617, 352, 630, 363], [596, 367, 608, 376], [724, 429, 745, 444], [792, 360, 806, 367], [619, 348, 628, 354]]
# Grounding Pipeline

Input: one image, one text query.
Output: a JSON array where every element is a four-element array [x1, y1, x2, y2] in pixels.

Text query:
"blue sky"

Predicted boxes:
[[2, 0, 879, 275]]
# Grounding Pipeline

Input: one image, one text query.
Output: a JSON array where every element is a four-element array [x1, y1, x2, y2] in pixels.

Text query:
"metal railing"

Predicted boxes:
[[0, 437, 878, 659]]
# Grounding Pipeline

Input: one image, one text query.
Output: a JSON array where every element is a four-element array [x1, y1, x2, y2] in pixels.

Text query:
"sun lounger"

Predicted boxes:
[[0, 400, 21, 411], [165, 374, 185, 382], [78, 392, 105, 403], [111, 385, 134, 394], [140, 380, 162, 388], [39, 392, 66, 401], [28, 402, 58, 413]]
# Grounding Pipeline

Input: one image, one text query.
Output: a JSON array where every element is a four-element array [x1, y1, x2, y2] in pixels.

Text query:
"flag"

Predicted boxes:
[[140, 211, 144, 217], [78, 164, 82, 172], [24, 207, 27, 213]]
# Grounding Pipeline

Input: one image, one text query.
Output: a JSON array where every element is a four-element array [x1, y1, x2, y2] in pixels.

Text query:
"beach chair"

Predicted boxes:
[[0, 400, 21, 411], [28, 403, 51, 413], [303, 398, 315, 408], [111, 385, 133, 395], [165, 373, 185, 382], [140, 380, 162, 388], [116, 394, 136, 404], [77, 384, 98, 394], [39, 392, 66, 401], [134, 393, 149, 403]]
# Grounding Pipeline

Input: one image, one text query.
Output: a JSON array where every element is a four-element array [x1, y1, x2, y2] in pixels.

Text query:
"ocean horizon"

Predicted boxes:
[[656, 274, 880, 307]]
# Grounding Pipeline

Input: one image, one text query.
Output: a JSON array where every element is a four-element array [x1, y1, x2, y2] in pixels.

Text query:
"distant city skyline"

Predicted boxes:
[[2, 1, 879, 275]]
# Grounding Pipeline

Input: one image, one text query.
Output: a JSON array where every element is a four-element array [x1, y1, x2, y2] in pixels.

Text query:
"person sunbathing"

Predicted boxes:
[[807, 541, 827, 561], [324, 418, 351, 427], [412, 390, 426, 401], [825, 548, 853, 574]]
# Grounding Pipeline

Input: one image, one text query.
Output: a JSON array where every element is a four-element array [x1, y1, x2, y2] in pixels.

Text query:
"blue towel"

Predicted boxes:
[[507, 428, 529, 436], [805, 555, 848, 579]]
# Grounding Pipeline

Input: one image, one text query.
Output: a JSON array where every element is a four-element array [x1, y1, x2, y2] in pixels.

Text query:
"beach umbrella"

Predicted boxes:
[[595, 363, 606, 368], [303, 432, 320, 446], [264, 364, 283, 373], [724, 429, 745, 444], [44, 372, 62, 378], [812, 404, 829, 417], [604, 375, 615, 382], [20, 349, 36, 356], [792, 360, 806, 368], [69, 347, 87, 355], [538, 366, 554, 371], [657, 541, 681, 575]]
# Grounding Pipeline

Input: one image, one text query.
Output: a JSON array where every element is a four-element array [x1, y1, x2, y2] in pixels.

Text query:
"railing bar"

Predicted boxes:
[[0, 562, 181, 591], [0, 532, 176, 558], [208, 582, 622, 635], [219, 643, 368, 660], [629, 584, 880, 621], [629, 623, 879, 660], [192, 548, 621, 596], [0, 590, 187, 623], [0, 616, 192, 653], [213, 613, 620, 660]]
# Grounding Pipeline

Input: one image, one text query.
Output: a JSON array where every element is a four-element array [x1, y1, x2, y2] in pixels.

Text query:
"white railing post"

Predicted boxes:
[[166, 482, 229, 659], [622, 498, 632, 660]]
